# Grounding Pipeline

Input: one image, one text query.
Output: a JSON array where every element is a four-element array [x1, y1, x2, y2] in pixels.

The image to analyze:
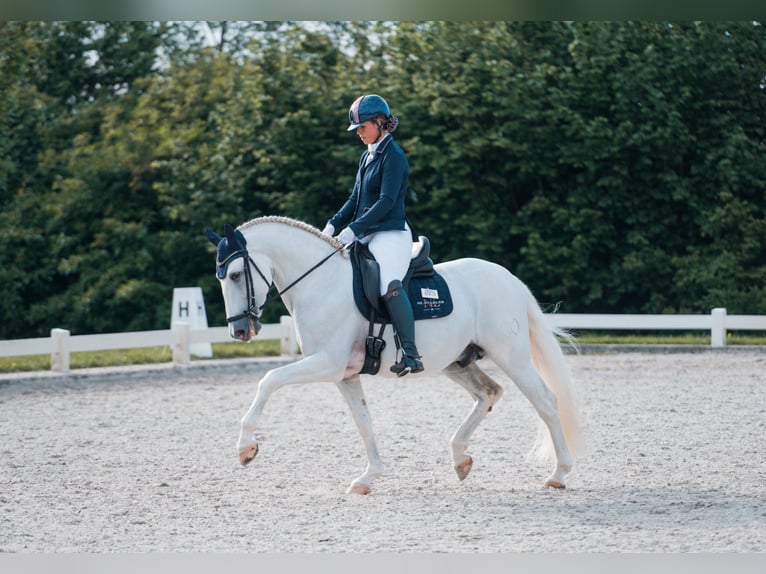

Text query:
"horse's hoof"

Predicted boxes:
[[238, 444, 259, 466], [545, 476, 566, 489], [346, 483, 371, 495], [454, 456, 473, 481]]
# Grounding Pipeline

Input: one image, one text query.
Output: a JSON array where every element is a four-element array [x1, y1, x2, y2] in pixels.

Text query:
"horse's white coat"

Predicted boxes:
[[215, 216, 584, 493]]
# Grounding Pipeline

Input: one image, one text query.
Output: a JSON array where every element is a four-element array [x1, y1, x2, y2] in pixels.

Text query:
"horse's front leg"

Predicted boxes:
[[336, 375, 384, 495], [237, 352, 342, 465]]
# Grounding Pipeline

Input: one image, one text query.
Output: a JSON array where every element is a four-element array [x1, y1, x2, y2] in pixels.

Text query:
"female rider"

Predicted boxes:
[[322, 94, 423, 376]]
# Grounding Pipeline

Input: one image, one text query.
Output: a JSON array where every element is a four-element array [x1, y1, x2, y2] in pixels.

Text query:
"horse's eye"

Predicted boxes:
[[230, 271, 241, 281]]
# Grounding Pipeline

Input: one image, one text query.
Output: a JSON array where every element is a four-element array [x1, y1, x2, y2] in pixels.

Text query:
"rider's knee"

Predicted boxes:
[[383, 279, 404, 301]]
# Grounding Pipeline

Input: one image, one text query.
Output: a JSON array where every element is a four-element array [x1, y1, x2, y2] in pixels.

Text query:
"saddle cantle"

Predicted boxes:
[[350, 236, 453, 324]]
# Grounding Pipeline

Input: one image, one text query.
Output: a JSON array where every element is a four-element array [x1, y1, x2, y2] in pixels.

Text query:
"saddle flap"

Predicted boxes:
[[351, 243, 386, 315]]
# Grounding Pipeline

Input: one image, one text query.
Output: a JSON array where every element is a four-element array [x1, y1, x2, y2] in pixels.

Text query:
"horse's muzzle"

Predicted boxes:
[[231, 317, 262, 341]]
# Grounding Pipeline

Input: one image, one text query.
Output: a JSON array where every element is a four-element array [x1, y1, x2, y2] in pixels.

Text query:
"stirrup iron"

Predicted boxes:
[[390, 353, 424, 377]]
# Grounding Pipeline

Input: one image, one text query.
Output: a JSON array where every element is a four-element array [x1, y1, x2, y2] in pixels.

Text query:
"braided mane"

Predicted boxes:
[[238, 215, 345, 250]]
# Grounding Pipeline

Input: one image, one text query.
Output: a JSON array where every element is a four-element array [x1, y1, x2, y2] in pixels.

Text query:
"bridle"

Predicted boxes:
[[218, 249, 270, 324], [219, 243, 346, 325]]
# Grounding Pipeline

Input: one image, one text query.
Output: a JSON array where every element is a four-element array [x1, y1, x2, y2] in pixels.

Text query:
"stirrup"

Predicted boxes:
[[390, 354, 424, 377]]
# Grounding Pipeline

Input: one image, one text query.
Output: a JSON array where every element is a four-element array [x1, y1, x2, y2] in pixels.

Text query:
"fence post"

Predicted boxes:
[[280, 315, 298, 358], [711, 308, 727, 348], [51, 328, 71, 372], [172, 321, 191, 366]]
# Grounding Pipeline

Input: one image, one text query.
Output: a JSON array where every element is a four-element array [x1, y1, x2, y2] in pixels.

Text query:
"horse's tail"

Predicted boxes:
[[525, 286, 585, 464]]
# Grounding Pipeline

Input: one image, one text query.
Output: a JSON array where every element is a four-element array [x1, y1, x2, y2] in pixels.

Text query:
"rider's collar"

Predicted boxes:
[[367, 133, 392, 157]]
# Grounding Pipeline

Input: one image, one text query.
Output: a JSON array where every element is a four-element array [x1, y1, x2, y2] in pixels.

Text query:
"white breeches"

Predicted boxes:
[[360, 224, 413, 296]]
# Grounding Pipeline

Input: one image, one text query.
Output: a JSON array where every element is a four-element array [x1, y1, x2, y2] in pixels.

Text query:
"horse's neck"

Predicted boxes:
[[245, 223, 349, 312]]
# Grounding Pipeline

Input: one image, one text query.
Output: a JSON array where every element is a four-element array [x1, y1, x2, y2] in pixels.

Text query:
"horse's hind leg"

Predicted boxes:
[[336, 375, 384, 495], [491, 356, 573, 488], [442, 361, 504, 482]]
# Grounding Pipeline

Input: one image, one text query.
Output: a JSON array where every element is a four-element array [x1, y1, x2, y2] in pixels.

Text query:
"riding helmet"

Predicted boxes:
[[347, 94, 391, 131]]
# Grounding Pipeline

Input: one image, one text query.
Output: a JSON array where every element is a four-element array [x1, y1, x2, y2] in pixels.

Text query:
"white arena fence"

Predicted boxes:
[[1, 308, 765, 373]]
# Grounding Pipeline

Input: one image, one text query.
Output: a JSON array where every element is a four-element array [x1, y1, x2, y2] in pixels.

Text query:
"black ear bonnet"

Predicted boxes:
[[205, 223, 247, 279]]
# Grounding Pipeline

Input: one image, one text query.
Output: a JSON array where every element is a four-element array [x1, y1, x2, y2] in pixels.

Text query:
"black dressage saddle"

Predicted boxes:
[[350, 236, 452, 323]]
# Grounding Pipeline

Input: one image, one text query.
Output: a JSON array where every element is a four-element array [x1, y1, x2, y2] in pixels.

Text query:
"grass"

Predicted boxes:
[[0, 340, 281, 374], [1, 332, 764, 374], [575, 332, 766, 346]]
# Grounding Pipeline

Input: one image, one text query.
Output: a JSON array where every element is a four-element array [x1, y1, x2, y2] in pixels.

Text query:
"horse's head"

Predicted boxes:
[[205, 223, 271, 341]]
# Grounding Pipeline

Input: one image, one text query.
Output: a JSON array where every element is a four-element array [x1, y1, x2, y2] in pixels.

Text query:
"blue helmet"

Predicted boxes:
[[347, 94, 391, 131]]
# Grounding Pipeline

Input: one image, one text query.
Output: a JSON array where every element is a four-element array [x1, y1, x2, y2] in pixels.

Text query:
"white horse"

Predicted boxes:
[[206, 216, 584, 494]]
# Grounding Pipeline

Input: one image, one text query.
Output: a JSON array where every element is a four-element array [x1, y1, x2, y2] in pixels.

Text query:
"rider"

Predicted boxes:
[[321, 94, 424, 377]]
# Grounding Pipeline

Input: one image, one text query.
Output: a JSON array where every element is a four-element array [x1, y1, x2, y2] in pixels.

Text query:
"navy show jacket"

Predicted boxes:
[[329, 134, 410, 239]]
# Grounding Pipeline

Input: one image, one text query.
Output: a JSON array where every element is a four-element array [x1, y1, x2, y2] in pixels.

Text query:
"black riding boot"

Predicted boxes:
[[383, 280, 424, 377]]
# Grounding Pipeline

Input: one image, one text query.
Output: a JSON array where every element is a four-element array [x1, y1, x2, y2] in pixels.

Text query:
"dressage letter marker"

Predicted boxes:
[[170, 287, 213, 358]]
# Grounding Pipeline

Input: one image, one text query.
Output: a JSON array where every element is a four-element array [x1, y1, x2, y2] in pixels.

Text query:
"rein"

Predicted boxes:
[[225, 244, 346, 324]]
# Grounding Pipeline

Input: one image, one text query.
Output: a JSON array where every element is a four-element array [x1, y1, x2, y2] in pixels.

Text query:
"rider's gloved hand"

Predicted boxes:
[[337, 227, 356, 245], [321, 222, 334, 237]]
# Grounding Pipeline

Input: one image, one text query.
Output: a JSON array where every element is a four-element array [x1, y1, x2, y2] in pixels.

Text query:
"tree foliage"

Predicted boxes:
[[1, 21, 765, 338]]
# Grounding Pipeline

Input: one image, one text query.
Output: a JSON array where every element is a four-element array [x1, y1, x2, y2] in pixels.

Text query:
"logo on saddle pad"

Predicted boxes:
[[413, 285, 450, 317], [421, 287, 439, 299]]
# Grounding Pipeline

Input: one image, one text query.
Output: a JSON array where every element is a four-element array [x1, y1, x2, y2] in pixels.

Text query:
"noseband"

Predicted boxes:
[[219, 244, 346, 325]]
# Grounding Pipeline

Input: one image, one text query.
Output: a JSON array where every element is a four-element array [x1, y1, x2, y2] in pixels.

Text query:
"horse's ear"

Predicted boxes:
[[205, 228, 222, 246], [223, 223, 245, 249]]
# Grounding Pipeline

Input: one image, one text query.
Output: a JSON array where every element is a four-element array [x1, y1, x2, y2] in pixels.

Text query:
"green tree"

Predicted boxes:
[[0, 21, 168, 337], [1, 21, 765, 340]]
